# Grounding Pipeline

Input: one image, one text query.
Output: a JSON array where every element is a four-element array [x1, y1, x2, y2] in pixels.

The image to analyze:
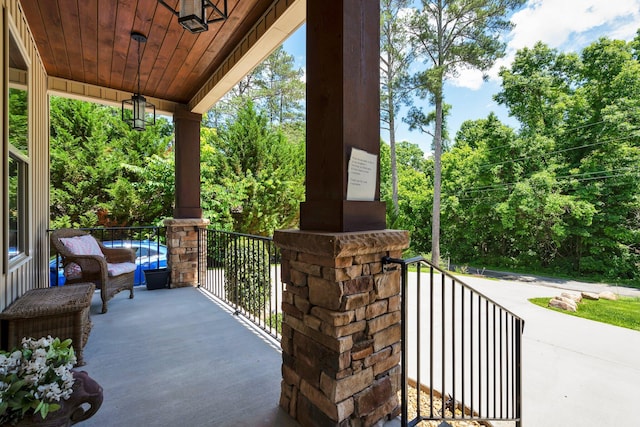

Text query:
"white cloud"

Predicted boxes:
[[450, 0, 640, 89], [450, 66, 486, 90], [508, 0, 640, 51]]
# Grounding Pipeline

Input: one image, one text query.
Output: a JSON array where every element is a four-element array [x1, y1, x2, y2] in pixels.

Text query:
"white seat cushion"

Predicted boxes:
[[107, 262, 137, 277]]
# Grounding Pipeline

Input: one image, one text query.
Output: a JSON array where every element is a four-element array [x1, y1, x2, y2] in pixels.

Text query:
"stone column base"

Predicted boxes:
[[274, 229, 410, 427], [164, 218, 210, 288]]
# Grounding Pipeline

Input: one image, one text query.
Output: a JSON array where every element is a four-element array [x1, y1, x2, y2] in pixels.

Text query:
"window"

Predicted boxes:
[[8, 154, 27, 260], [7, 30, 29, 262]]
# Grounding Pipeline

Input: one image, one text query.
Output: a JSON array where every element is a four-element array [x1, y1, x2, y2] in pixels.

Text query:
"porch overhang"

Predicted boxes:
[[21, 0, 305, 115]]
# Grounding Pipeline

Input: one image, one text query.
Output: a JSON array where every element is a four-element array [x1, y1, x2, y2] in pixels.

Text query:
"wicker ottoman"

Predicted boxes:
[[0, 283, 95, 365]]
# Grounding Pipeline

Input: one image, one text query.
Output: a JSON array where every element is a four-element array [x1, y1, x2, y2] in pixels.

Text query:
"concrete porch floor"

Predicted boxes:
[[78, 286, 299, 427]]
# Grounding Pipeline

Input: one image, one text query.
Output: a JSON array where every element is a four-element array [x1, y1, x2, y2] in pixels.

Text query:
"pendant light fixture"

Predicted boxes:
[[157, 0, 228, 34], [122, 32, 156, 131]]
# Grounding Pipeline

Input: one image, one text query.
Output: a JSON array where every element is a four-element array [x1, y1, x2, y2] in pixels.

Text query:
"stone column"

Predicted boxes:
[[164, 218, 210, 288], [274, 229, 410, 427]]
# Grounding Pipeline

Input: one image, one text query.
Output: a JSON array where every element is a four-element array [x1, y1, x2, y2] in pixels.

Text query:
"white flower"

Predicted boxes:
[[1, 336, 76, 423]]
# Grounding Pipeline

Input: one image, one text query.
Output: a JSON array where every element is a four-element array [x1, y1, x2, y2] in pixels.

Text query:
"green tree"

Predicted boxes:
[[380, 140, 432, 254], [49, 97, 174, 228], [8, 88, 28, 152], [456, 35, 640, 281], [495, 42, 580, 137], [381, 0, 414, 215], [405, 0, 525, 265], [201, 101, 305, 236], [255, 46, 305, 124], [205, 47, 304, 128], [443, 114, 518, 261], [110, 154, 175, 226]]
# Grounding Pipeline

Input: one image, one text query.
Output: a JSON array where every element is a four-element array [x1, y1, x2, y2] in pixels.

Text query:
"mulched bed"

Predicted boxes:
[[401, 385, 488, 427]]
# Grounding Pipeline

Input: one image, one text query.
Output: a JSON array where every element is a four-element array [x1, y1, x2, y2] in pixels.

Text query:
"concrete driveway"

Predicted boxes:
[[450, 273, 640, 427]]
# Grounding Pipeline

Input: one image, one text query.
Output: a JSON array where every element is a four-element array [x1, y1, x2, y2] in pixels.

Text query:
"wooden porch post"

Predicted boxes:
[[173, 105, 202, 219], [300, 0, 386, 232], [165, 106, 208, 288], [275, 2, 407, 426]]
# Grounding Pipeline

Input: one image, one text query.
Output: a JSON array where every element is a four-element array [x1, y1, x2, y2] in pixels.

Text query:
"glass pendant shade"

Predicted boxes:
[[121, 32, 156, 131], [179, 0, 207, 33], [122, 94, 156, 131], [158, 1, 228, 34]]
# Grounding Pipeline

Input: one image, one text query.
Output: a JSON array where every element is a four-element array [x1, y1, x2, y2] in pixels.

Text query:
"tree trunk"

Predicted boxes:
[[389, 93, 399, 215], [432, 96, 442, 265]]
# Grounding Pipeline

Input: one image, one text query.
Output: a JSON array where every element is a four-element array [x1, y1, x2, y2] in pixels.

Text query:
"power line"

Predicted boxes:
[[451, 167, 640, 201], [474, 132, 639, 171], [475, 119, 609, 154], [454, 166, 640, 195]]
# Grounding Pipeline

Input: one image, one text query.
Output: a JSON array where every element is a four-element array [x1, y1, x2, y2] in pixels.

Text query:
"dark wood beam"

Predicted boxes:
[[173, 106, 202, 218], [301, 0, 386, 232]]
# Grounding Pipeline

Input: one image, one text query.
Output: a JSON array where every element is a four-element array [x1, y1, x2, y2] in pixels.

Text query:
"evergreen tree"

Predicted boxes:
[[405, 0, 525, 265]]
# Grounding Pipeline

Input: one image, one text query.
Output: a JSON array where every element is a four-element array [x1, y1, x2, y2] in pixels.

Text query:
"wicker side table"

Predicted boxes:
[[0, 283, 95, 365]]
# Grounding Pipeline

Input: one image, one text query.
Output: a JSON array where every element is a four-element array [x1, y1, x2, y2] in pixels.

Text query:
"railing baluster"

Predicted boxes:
[[470, 288, 474, 419], [416, 262, 422, 421], [441, 269, 446, 418], [178, 236, 526, 427], [429, 266, 434, 420], [461, 284, 465, 419], [378, 255, 524, 427], [478, 293, 482, 419], [451, 276, 456, 419], [196, 228, 281, 340]]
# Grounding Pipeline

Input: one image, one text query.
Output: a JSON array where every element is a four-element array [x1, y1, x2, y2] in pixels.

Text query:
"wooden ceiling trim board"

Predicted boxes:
[[161, 0, 247, 101], [37, 1, 72, 79], [176, 0, 244, 98], [186, 0, 272, 97], [132, 0, 159, 95], [110, 1, 139, 93], [157, 30, 195, 102], [77, 0, 99, 86], [21, 0, 297, 109], [48, 76, 178, 115], [58, 0, 83, 82], [168, 32, 220, 101], [96, 0, 118, 88], [145, 4, 183, 99], [189, 0, 305, 113], [17, 2, 51, 73]]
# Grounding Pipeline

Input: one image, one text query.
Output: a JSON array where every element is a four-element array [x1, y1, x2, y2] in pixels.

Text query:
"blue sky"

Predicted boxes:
[[282, 0, 640, 154]]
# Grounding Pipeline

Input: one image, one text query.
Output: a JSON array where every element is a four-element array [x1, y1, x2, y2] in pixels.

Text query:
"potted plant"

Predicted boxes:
[[0, 336, 102, 426], [144, 268, 170, 290]]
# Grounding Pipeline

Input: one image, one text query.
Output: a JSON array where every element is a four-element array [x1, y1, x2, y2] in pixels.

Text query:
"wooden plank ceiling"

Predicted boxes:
[[20, 0, 274, 105]]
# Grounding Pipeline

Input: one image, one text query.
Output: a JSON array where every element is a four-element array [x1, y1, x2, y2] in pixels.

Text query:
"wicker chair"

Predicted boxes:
[[50, 229, 136, 314]]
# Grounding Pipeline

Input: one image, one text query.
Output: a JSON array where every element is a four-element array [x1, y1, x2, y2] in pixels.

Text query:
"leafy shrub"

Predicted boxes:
[[268, 312, 283, 335], [224, 237, 270, 315]]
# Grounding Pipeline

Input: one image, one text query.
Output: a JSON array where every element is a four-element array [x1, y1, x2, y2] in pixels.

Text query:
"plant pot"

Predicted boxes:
[[144, 268, 169, 290], [1, 370, 103, 427]]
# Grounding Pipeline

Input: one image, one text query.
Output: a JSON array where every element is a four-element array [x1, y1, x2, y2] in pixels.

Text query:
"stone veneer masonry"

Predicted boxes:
[[274, 229, 410, 427], [164, 218, 210, 288]]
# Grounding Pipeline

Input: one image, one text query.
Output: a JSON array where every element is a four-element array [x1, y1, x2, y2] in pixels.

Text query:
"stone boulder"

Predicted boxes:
[[561, 292, 582, 303], [598, 291, 618, 301], [581, 292, 600, 300], [549, 297, 577, 312]]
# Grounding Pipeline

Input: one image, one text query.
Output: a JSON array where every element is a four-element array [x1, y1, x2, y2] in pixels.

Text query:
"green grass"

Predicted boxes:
[[530, 296, 640, 331]]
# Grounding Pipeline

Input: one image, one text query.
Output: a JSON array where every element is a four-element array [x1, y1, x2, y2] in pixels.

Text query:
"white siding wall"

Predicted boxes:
[[1, 0, 50, 310]]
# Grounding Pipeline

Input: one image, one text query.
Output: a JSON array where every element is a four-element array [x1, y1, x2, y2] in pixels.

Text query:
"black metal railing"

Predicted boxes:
[[48, 226, 167, 287], [383, 256, 524, 427], [199, 228, 282, 340]]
